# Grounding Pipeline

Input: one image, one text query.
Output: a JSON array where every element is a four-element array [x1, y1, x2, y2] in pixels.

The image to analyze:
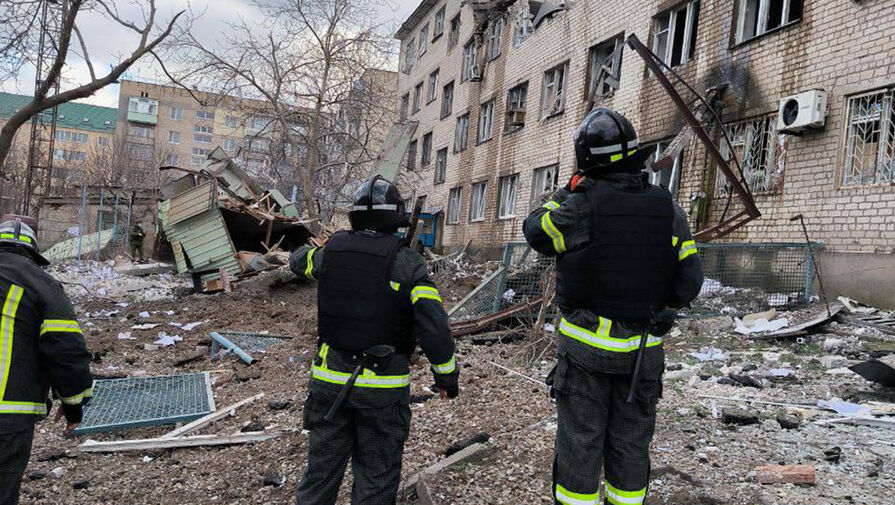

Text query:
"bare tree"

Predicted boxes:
[[0, 0, 186, 172], [167, 0, 396, 224]]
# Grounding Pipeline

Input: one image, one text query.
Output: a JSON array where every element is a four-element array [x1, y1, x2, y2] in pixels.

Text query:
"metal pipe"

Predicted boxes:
[[111, 194, 120, 244], [76, 185, 87, 261], [95, 188, 104, 260], [125, 193, 134, 253], [209, 332, 257, 365], [790, 214, 831, 317]]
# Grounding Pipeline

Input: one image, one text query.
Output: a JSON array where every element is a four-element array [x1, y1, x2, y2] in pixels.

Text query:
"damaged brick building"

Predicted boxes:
[[395, 0, 895, 307]]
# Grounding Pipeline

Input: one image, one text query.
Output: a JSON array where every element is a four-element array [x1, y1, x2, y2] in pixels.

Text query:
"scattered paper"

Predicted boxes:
[[181, 321, 203, 331], [117, 332, 135, 340], [131, 323, 160, 330], [139, 311, 150, 318], [142, 456, 154, 463], [116, 302, 130, 308], [817, 399, 872, 417], [769, 368, 792, 377], [164, 310, 175, 316], [153, 331, 182, 347], [734, 317, 789, 335], [689, 347, 727, 362]]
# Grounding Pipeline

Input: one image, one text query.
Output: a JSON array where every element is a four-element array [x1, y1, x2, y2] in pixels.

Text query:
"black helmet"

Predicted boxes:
[[574, 107, 644, 173], [348, 175, 411, 232], [0, 219, 50, 266]]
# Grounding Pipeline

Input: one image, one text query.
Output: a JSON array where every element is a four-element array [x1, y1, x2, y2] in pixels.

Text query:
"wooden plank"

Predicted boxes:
[[754, 464, 815, 485], [163, 393, 265, 439], [401, 443, 488, 490], [78, 431, 284, 453]]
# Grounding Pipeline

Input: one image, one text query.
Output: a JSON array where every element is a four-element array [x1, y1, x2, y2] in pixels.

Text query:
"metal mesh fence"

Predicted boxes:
[[499, 243, 555, 310], [448, 267, 506, 323], [73, 372, 214, 435], [212, 331, 294, 357]]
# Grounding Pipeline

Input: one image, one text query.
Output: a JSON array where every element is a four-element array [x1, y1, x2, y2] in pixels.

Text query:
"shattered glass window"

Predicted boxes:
[[717, 115, 787, 195], [842, 89, 895, 186]]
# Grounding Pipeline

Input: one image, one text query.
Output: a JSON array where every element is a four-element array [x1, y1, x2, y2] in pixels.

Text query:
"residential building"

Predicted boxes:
[[396, 0, 895, 306]]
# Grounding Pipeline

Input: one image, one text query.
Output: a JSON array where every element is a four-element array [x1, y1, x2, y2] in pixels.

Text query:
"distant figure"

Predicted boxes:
[[0, 219, 93, 505], [129, 223, 146, 261]]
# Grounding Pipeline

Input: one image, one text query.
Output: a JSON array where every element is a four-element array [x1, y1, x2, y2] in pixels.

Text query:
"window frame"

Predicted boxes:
[[586, 35, 624, 102], [449, 14, 461, 49], [412, 82, 424, 113], [652, 1, 700, 68], [462, 38, 478, 82], [717, 114, 787, 195], [441, 81, 455, 119], [170, 105, 183, 120], [497, 173, 519, 219], [168, 130, 180, 145], [454, 113, 470, 152], [419, 24, 429, 57], [540, 61, 569, 119], [505, 82, 528, 133], [841, 87, 895, 187], [427, 69, 440, 103], [478, 100, 496, 143], [434, 147, 448, 185], [735, 0, 803, 44], [421, 132, 433, 166], [195, 109, 215, 120], [407, 139, 418, 171], [447, 186, 462, 224], [649, 141, 683, 198], [486, 18, 504, 61], [469, 181, 487, 222], [400, 93, 410, 121], [433, 7, 446, 39], [531, 165, 559, 207]]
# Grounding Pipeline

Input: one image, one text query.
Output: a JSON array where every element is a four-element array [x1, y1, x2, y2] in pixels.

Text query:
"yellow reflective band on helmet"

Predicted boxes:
[[432, 355, 456, 374], [304, 247, 317, 280], [542, 200, 560, 211], [605, 482, 646, 505], [0, 401, 47, 415], [555, 484, 600, 505], [59, 387, 94, 405], [559, 318, 662, 353], [0, 285, 24, 403], [39, 319, 82, 336], [311, 343, 410, 388], [389, 281, 401, 292], [608, 149, 638, 163], [672, 235, 679, 247], [679, 240, 698, 261], [0, 233, 31, 243], [540, 211, 566, 253], [411, 285, 442, 304]]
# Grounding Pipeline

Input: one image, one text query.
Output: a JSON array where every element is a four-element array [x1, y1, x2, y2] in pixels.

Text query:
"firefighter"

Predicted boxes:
[[129, 222, 146, 261], [523, 108, 704, 505], [289, 176, 459, 505], [0, 219, 93, 505]]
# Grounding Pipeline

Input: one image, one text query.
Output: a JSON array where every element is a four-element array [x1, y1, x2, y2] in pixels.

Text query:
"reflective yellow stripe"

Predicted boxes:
[[304, 247, 317, 280], [0, 401, 47, 415], [559, 318, 662, 353], [0, 285, 24, 402], [0, 233, 32, 243], [389, 281, 401, 292], [40, 319, 82, 335], [542, 200, 560, 211], [540, 211, 566, 253], [672, 235, 679, 247], [59, 387, 94, 405], [311, 343, 410, 388], [679, 240, 697, 261], [555, 484, 600, 505], [432, 355, 456, 374], [605, 482, 646, 505], [411, 285, 442, 304]]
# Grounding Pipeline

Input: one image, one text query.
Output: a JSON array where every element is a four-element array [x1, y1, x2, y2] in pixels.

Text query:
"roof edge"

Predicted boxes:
[[395, 0, 440, 40]]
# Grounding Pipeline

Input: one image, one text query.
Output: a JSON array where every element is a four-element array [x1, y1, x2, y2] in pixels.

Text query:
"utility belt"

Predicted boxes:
[[558, 316, 663, 353], [311, 343, 411, 389]]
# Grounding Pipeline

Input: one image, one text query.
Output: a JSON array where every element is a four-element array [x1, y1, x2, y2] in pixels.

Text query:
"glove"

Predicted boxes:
[[431, 370, 459, 399], [563, 171, 586, 193], [650, 307, 678, 336]]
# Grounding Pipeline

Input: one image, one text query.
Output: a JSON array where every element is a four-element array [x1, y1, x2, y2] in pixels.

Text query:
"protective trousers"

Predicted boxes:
[[552, 354, 662, 505], [295, 393, 411, 505], [0, 427, 35, 505]]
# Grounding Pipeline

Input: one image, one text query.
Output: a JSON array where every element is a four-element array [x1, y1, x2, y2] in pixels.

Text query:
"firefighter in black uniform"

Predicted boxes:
[[290, 176, 459, 505], [0, 219, 93, 505], [523, 108, 704, 505]]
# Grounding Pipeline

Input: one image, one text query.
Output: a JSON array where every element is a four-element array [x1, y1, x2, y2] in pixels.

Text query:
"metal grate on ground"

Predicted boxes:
[[448, 267, 506, 323], [73, 372, 215, 435], [211, 331, 294, 358]]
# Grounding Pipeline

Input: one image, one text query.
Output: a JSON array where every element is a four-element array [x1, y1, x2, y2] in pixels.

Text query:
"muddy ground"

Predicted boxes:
[[17, 263, 895, 505]]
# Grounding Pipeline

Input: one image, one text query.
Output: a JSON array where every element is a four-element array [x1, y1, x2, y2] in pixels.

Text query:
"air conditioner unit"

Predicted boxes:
[[777, 89, 827, 132], [469, 65, 482, 82], [509, 109, 525, 127]]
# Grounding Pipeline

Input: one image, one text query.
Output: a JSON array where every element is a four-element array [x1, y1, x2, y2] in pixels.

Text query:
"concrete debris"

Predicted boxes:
[[721, 407, 759, 426], [838, 296, 877, 315], [48, 259, 189, 302]]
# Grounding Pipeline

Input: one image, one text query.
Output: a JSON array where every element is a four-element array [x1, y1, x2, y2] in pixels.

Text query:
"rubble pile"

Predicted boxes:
[[47, 260, 190, 302]]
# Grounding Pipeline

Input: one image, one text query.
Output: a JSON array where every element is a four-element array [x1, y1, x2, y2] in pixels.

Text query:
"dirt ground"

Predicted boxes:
[[17, 263, 895, 505]]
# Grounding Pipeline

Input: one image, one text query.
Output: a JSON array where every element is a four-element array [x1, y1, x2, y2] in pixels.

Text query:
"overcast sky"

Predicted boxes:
[[1, 0, 421, 107]]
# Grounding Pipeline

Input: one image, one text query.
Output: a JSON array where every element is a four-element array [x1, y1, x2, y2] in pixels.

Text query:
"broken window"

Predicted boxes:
[[842, 88, 895, 186], [649, 142, 683, 198], [403, 38, 416, 73], [541, 62, 569, 118], [419, 24, 429, 56], [587, 35, 624, 103], [736, 0, 803, 43], [447, 186, 462, 224], [462, 39, 478, 82], [441, 81, 454, 119], [513, 12, 534, 48], [454, 113, 470, 152], [478, 100, 495, 143], [433, 7, 445, 39], [400, 93, 409, 121], [497, 174, 518, 219], [470, 181, 487, 222], [531, 164, 559, 207], [487, 18, 504, 61], [435, 148, 447, 184], [506, 82, 528, 132], [717, 115, 786, 195], [421, 132, 433, 166], [428, 69, 439, 103], [413, 83, 423, 114], [449, 14, 461, 49], [652, 1, 700, 68], [407, 139, 418, 171], [194, 124, 213, 144]]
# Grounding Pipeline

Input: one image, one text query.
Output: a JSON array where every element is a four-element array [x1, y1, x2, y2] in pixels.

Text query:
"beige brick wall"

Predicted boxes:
[[396, 0, 895, 255]]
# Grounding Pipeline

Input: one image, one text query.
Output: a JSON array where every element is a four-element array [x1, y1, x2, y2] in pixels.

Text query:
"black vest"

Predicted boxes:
[[317, 231, 415, 355], [555, 179, 676, 324]]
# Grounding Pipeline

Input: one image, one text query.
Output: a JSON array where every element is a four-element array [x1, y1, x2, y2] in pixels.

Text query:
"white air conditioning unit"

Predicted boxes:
[[777, 89, 827, 132]]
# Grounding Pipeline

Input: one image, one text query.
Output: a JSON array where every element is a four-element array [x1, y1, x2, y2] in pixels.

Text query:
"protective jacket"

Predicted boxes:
[[0, 247, 93, 432], [523, 173, 703, 375], [290, 231, 457, 407]]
